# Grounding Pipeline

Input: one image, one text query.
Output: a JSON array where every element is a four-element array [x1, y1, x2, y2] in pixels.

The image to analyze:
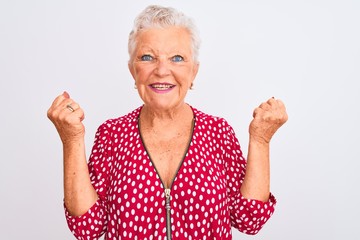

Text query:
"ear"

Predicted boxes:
[[192, 62, 200, 81], [128, 61, 136, 80]]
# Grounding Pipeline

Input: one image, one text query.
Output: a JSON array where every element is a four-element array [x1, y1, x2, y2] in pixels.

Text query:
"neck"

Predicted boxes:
[[140, 103, 191, 125], [139, 104, 193, 137]]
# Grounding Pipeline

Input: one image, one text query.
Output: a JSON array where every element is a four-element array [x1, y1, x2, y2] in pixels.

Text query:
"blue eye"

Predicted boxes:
[[172, 55, 184, 62], [141, 55, 153, 61]]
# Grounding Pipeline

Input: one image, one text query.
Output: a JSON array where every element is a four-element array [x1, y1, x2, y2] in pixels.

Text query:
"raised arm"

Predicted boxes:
[[47, 91, 97, 216], [240, 97, 288, 201]]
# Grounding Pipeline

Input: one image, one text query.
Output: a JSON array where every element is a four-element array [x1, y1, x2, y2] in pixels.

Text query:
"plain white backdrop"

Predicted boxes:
[[1, 0, 359, 239]]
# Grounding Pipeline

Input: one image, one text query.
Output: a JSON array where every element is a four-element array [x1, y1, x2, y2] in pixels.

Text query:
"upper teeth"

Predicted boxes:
[[152, 84, 173, 89]]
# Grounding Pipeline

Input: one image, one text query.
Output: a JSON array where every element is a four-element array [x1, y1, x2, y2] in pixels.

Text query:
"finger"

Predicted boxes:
[[63, 102, 80, 113], [271, 99, 288, 120], [277, 100, 289, 123], [259, 102, 271, 110], [275, 99, 286, 109], [50, 91, 71, 108], [60, 101, 85, 120], [48, 93, 72, 119], [267, 97, 277, 106], [252, 107, 264, 118], [254, 109, 274, 122], [63, 91, 70, 99], [254, 106, 283, 122], [49, 99, 74, 118], [79, 109, 85, 121], [63, 107, 85, 123], [48, 94, 65, 120], [48, 99, 79, 123]]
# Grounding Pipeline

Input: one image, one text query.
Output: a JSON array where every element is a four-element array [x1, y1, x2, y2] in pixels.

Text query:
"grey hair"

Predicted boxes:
[[128, 5, 201, 62]]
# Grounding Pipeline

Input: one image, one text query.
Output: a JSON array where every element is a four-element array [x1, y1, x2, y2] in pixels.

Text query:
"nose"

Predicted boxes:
[[154, 57, 171, 76]]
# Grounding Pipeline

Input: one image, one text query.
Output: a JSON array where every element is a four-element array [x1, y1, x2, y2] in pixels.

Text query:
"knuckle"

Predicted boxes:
[[46, 110, 52, 119], [47, 110, 57, 120]]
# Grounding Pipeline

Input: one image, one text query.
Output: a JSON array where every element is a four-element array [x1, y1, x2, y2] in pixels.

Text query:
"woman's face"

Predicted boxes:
[[128, 27, 199, 112]]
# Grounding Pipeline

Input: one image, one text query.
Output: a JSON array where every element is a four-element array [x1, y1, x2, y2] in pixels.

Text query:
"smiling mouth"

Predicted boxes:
[[149, 83, 175, 90]]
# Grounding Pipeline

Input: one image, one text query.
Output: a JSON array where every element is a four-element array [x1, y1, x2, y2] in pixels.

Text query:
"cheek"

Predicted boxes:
[[134, 67, 151, 82], [179, 68, 196, 83]]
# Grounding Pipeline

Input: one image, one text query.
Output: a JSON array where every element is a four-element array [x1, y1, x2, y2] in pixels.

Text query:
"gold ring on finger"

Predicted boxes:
[[66, 104, 75, 112]]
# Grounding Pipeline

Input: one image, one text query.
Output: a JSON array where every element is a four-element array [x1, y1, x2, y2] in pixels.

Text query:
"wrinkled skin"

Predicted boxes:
[[250, 97, 288, 144], [47, 91, 85, 144]]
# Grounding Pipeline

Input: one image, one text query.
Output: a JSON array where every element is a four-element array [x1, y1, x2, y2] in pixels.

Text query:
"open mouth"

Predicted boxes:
[[149, 83, 175, 90]]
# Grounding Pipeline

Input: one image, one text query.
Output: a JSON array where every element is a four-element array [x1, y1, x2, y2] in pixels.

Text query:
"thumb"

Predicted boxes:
[[63, 91, 70, 99]]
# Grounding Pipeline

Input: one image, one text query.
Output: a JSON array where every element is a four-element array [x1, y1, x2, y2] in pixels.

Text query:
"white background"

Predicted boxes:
[[1, 0, 359, 239]]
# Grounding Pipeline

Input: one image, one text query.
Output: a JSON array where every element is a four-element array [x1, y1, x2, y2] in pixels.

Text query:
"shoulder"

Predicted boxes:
[[97, 106, 142, 133], [191, 105, 234, 133], [191, 106, 240, 148]]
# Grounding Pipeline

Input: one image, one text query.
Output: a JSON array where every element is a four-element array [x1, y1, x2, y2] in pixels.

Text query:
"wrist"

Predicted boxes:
[[62, 137, 85, 151], [249, 134, 271, 146], [61, 133, 85, 144]]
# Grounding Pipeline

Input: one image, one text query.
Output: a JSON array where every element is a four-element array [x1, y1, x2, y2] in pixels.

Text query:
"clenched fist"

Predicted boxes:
[[249, 97, 288, 144], [47, 91, 85, 144]]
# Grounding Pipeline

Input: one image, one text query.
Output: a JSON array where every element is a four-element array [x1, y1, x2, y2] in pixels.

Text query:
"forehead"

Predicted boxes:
[[135, 27, 192, 53]]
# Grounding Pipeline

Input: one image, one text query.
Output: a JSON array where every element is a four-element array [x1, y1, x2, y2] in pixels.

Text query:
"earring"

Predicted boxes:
[[134, 84, 137, 89], [190, 83, 194, 90]]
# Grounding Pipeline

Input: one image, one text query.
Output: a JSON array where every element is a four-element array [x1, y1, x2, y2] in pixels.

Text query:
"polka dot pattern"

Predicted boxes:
[[65, 106, 276, 239]]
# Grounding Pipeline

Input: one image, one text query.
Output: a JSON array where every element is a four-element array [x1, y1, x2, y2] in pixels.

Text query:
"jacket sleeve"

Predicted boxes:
[[64, 122, 113, 239], [223, 120, 276, 235]]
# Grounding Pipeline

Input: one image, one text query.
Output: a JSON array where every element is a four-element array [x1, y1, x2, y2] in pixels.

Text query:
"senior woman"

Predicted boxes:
[[47, 5, 287, 240]]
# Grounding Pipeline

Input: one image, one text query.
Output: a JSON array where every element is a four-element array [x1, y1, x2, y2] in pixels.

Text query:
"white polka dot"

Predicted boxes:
[[65, 106, 276, 239]]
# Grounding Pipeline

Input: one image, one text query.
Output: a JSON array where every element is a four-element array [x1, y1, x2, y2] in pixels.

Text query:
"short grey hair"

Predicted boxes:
[[128, 5, 201, 62]]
